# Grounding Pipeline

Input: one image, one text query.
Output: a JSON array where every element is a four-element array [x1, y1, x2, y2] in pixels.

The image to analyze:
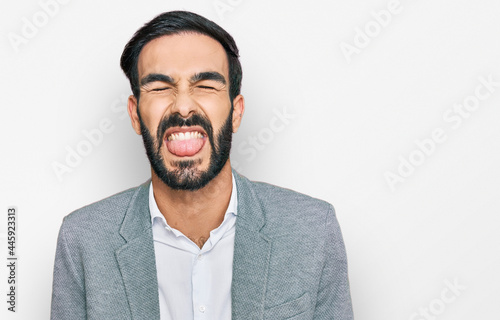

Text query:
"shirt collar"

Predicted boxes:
[[149, 173, 238, 227]]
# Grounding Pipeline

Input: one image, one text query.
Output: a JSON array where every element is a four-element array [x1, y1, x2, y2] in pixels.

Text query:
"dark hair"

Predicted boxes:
[[120, 11, 242, 101]]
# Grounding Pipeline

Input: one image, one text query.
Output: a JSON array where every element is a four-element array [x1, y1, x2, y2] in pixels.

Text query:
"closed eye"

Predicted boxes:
[[197, 85, 216, 90], [151, 87, 171, 92]]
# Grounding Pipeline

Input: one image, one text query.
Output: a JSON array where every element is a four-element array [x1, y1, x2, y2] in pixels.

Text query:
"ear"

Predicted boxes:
[[127, 95, 142, 135], [231, 94, 245, 133]]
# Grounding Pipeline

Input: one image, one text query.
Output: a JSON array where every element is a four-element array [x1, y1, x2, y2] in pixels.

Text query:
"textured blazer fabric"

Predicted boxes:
[[51, 171, 354, 319]]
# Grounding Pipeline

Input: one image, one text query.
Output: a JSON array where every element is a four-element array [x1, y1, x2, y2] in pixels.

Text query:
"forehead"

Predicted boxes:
[[137, 32, 229, 80]]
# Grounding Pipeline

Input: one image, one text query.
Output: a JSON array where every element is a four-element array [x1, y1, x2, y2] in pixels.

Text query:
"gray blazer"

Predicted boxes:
[[51, 171, 353, 319]]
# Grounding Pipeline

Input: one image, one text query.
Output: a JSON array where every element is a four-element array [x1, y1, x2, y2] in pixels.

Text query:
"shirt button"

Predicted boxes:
[[199, 305, 206, 313], [197, 254, 203, 260]]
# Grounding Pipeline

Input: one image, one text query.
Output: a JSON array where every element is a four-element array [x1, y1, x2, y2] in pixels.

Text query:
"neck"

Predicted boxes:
[[151, 161, 234, 247]]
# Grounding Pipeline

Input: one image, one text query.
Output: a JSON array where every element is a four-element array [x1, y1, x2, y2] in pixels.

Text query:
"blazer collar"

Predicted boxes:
[[232, 170, 272, 319], [232, 170, 266, 230], [120, 173, 263, 237], [115, 180, 161, 320], [119, 180, 152, 241]]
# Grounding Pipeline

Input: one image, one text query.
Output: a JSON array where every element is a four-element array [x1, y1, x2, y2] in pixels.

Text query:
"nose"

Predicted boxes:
[[171, 89, 197, 118]]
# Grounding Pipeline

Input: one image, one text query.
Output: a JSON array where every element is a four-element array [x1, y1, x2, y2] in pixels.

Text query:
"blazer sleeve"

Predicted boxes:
[[51, 220, 87, 319], [313, 205, 354, 319]]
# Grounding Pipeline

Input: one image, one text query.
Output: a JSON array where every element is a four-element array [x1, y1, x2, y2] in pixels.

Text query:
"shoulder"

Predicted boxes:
[[60, 181, 149, 237], [250, 179, 332, 215], [234, 171, 336, 235]]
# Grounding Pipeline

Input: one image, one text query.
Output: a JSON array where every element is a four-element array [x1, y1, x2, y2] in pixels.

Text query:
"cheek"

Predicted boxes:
[[139, 100, 169, 131], [194, 96, 232, 129]]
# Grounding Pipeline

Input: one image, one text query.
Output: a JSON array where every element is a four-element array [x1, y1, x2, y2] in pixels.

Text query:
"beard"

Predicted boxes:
[[139, 108, 233, 191]]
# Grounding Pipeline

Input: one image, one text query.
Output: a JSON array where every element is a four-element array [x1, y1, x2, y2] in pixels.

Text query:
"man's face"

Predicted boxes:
[[128, 33, 243, 190]]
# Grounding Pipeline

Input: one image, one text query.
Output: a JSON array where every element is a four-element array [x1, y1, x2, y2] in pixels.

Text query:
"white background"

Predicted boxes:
[[1, 0, 500, 319]]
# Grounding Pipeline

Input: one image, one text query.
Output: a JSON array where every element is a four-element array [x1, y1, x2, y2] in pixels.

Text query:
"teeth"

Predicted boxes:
[[168, 131, 203, 141]]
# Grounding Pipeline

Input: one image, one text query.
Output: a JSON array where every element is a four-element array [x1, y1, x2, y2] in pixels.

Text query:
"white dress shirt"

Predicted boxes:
[[149, 174, 237, 320]]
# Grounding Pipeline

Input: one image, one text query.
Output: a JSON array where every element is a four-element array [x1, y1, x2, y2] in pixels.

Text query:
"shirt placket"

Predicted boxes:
[[192, 248, 210, 320]]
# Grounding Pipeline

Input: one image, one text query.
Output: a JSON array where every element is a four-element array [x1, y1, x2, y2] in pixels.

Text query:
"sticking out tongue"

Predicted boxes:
[[166, 136, 205, 157]]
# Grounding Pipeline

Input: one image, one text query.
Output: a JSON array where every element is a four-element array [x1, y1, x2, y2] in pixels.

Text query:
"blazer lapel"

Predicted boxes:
[[115, 181, 160, 320], [232, 172, 272, 319]]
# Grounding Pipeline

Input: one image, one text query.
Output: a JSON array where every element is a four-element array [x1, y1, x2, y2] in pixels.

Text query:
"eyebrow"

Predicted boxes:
[[140, 73, 175, 87], [190, 72, 226, 85], [139, 71, 227, 87]]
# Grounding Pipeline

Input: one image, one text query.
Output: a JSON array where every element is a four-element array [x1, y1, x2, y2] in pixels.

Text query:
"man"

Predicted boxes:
[[51, 11, 354, 320]]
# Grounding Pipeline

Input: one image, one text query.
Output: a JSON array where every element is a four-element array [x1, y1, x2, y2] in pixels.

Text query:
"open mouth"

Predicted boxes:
[[164, 126, 207, 157]]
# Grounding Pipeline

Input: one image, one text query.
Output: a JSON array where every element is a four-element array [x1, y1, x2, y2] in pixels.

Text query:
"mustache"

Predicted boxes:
[[156, 113, 214, 152]]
